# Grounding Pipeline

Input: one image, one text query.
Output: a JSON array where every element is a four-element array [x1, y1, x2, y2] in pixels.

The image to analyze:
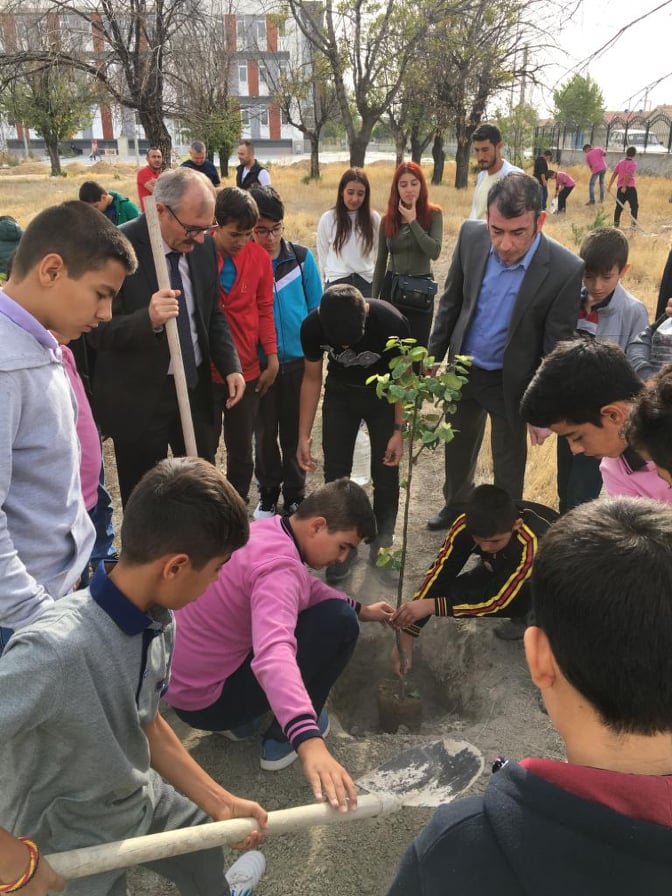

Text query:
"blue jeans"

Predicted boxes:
[[89, 464, 116, 567], [589, 170, 605, 203]]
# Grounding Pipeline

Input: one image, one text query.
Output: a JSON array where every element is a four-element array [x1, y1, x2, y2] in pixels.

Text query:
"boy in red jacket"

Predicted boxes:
[[212, 187, 278, 502]]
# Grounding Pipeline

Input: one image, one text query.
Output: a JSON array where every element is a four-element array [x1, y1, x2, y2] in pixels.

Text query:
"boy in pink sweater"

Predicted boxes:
[[165, 478, 394, 811], [608, 146, 638, 228], [583, 143, 607, 204]]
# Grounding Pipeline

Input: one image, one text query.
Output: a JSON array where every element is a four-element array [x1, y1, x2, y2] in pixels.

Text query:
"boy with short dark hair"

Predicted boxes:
[[165, 477, 393, 806], [0, 457, 268, 896], [625, 363, 672, 485], [0, 201, 136, 648], [520, 338, 671, 502], [79, 180, 140, 225], [391, 485, 558, 664], [556, 228, 648, 512], [608, 145, 638, 228], [297, 284, 410, 581], [389, 496, 672, 894], [248, 185, 322, 519], [212, 186, 277, 503]]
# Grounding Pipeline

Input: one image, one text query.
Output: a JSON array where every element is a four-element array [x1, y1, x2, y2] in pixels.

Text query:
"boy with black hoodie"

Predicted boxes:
[[389, 496, 672, 894]]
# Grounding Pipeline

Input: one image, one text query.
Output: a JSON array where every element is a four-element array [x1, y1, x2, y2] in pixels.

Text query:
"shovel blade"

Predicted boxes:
[[357, 738, 483, 808]]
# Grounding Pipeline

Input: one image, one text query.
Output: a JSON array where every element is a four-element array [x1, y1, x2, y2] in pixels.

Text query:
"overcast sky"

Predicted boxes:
[[532, 0, 672, 115]]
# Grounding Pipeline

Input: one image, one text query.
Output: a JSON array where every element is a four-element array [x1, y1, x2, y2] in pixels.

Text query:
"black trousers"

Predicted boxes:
[[441, 367, 527, 507], [322, 383, 399, 542], [212, 379, 260, 502], [173, 600, 359, 742], [614, 187, 638, 226], [254, 360, 306, 506], [557, 185, 573, 212], [113, 365, 214, 507]]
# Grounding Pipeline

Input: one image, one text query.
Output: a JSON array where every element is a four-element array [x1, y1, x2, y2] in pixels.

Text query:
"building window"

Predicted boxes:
[[281, 109, 290, 126], [255, 18, 266, 49], [260, 108, 269, 127], [240, 108, 250, 127], [238, 62, 248, 84], [236, 17, 249, 49]]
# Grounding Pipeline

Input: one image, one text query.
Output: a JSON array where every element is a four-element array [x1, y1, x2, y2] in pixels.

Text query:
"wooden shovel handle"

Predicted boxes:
[[144, 196, 198, 457], [46, 793, 400, 880]]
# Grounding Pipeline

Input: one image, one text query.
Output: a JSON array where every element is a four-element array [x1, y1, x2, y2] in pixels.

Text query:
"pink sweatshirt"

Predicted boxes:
[[61, 345, 101, 511], [600, 454, 672, 502], [166, 515, 358, 748], [585, 146, 607, 174], [613, 158, 637, 189]]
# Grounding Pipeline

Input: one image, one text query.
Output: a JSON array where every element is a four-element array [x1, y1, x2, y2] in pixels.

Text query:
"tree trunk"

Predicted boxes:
[[349, 133, 369, 167], [46, 139, 62, 177], [454, 137, 471, 189], [309, 133, 320, 179], [218, 145, 230, 178], [410, 127, 423, 164], [431, 134, 445, 185], [138, 108, 172, 164]]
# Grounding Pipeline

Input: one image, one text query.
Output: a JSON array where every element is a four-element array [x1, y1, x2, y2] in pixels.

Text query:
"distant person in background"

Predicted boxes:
[[236, 140, 271, 190], [181, 140, 221, 189], [79, 181, 140, 226], [0, 216, 23, 280], [317, 168, 380, 297], [136, 146, 163, 211], [372, 161, 443, 348], [468, 123, 522, 220], [533, 150, 553, 210], [583, 143, 607, 205], [89, 138, 100, 162], [548, 169, 575, 213], [608, 146, 638, 228]]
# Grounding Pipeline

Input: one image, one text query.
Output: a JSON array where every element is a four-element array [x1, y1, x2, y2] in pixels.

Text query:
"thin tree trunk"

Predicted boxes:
[[46, 140, 62, 176], [309, 134, 320, 179]]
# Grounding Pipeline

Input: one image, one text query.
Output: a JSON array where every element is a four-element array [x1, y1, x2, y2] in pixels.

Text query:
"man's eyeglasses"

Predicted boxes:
[[166, 205, 217, 238], [253, 223, 284, 238]]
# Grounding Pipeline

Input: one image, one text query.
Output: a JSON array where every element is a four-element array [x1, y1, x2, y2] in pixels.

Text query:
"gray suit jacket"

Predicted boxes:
[[428, 221, 584, 420], [91, 215, 241, 439]]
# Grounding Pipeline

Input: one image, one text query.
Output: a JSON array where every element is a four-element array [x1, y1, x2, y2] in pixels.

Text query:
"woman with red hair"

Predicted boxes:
[[372, 162, 443, 347]]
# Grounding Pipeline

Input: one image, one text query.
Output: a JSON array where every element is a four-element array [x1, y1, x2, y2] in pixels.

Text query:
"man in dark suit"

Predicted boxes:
[[92, 168, 245, 505], [426, 173, 583, 530]]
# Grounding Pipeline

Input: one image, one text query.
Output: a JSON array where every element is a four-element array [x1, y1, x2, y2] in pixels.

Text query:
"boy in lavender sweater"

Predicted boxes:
[[166, 478, 394, 811], [0, 201, 136, 650]]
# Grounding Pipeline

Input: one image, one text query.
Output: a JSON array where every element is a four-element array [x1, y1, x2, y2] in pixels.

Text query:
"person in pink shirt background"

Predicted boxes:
[[548, 169, 575, 213], [582, 143, 607, 204], [608, 146, 638, 228]]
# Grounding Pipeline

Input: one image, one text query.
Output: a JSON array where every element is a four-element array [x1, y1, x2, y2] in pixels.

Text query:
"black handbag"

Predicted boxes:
[[390, 273, 438, 312]]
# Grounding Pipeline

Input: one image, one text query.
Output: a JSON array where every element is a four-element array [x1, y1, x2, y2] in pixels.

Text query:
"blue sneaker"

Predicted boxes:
[[260, 710, 330, 771], [220, 715, 267, 742]]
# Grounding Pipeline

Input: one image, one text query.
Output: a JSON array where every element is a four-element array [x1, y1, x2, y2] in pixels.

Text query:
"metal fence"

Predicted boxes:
[[535, 109, 672, 155]]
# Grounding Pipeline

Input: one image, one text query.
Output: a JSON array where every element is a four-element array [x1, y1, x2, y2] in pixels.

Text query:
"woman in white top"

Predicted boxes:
[[317, 168, 380, 297]]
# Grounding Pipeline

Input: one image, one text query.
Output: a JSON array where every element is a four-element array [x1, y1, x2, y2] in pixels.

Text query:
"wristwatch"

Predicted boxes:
[[393, 423, 409, 432]]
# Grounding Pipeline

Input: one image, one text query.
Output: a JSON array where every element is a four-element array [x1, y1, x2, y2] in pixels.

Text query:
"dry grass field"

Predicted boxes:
[[2, 154, 671, 510]]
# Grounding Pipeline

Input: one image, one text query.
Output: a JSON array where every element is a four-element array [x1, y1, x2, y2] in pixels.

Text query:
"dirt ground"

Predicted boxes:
[[104, 438, 564, 896]]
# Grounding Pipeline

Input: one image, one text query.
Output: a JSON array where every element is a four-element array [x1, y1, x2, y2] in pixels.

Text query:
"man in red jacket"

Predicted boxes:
[[212, 187, 278, 502]]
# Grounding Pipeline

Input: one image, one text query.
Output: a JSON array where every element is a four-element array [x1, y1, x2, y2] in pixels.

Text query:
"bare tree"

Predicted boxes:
[[283, 0, 445, 167], [262, 9, 338, 179], [434, 0, 549, 189], [0, 0, 202, 157], [167, 0, 241, 177]]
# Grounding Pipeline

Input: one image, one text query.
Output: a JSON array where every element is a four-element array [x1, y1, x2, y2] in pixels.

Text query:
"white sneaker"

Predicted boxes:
[[225, 850, 266, 895], [252, 501, 276, 521]]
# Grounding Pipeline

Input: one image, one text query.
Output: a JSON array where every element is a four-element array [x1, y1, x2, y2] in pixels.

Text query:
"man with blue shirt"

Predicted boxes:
[[426, 173, 583, 530]]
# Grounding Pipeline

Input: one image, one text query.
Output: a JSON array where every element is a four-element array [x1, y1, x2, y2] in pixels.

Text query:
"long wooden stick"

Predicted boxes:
[[45, 794, 400, 881], [144, 196, 198, 456], [606, 187, 651, 235]]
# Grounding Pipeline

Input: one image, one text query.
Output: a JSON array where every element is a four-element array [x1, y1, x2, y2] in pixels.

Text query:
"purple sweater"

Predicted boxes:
[[165, 515, 358, 748]]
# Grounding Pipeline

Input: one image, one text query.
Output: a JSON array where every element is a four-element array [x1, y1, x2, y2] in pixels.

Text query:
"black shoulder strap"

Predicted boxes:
[[288, 241, 308, 302]]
